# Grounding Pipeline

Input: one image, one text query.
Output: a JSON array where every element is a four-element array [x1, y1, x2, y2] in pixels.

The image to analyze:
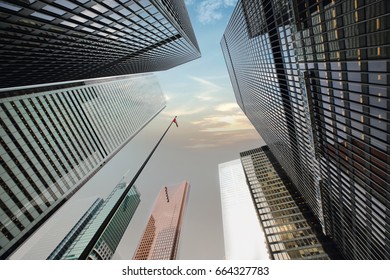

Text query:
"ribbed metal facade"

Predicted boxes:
[[0, 0, 200, 88], [222, 0, 389, 259], [0, 74, 165, 259]]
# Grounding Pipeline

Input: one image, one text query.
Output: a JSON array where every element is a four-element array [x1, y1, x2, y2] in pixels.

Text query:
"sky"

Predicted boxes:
[[10, 0, 265, 260]]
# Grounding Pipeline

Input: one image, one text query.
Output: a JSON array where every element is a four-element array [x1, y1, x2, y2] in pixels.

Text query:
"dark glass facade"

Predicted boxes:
[[0, 74, 165, 259], [294, 0, 389, 259], [221, 0, 325, 232], [0, 0, 200, 88], [222, 0, 389, 259]]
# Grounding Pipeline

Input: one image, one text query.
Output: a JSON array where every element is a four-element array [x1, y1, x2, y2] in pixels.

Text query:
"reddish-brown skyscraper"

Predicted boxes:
[[133, 181, 190, 260]]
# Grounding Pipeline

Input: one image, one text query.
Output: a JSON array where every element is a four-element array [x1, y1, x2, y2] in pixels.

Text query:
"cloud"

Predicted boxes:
[[155, 70, 259, 149], [196, 94, 214, 101], [184, 129, 259, 149], [185, 143, 219, 149], [214, 102, 239, 112], [184, 0, 195, 5], [183, 105, 260, 148], [160, 76, 223, 117], [193, 114, 254, 132], [189, 76, 223, 101], [196, 0, 237, 24], [164, 93, 173, 101], [190, 76, 222, 89], [197, 1, 223, 24]]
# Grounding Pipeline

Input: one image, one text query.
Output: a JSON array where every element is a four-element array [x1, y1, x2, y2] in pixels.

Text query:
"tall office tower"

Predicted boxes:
[[49, 173, 141, 260], [222, 0, 389, 259], [240, 146, 339, 260], [0, 74, 165, 259], [219, 159, 269, 260], [221, 0, 325, 234], [133, 181, 189, 260], [47, 198, 104, 259], [0, 0, 201, 88]]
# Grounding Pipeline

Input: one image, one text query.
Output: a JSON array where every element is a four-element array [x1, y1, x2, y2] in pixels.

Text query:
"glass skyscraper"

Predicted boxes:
[[240, 146, 339, 260], [221, 0, 325, 232], [133, 181, 189, 260], [294, 0, 389, 260], [0, 0, 201, 88], [218, 159, 269, 260], [47, 198, 104, 259], [0, 74, 165, 259], [222, 0, 389, 259], [48, 172, 141, 260]]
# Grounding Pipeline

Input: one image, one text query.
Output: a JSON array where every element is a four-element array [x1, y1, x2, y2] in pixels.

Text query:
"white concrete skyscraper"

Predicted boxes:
[[218, 159, 269, 260]]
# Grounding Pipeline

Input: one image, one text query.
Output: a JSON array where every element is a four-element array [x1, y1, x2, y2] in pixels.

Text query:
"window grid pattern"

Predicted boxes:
[[294, 0, 389, 259], [223, 0, 389, 260], [221, 0, 325, 230], [133, 216, 156, 260], [47, 198, 104, 260], [60, 180, 141, 260], [0, 0, 200, 88], [240, 146, 332, 260], [0, 74, 165, 258], [133, 182, 189, 260]]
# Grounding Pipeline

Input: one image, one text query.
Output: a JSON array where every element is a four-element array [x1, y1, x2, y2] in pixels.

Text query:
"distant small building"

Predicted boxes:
[[48, 173, 141, 260], [47, 198, 104, 260], [133, 181, 190, 260]]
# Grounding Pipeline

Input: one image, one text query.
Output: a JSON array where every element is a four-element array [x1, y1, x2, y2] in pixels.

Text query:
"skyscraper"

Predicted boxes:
[[133, 181, 189, 260], [218, 159, 269, 260], [0, 0, 201, 88], [293, 0, 389, 260], [47, 198, 104, 259], [222, 0, 389, 259], [221, 0, 325, 233], [240, 146, 338, 260], [0, 74, 165, 259], [48, 172, 141, 260]]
